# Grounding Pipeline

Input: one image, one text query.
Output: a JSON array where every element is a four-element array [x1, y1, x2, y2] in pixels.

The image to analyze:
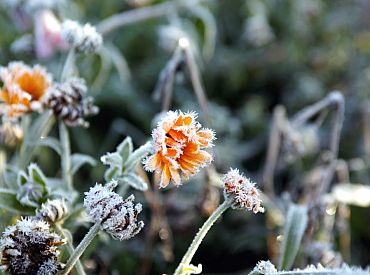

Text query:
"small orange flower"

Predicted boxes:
[[0, 61, 52, 118], [144, 110, 216, 188]]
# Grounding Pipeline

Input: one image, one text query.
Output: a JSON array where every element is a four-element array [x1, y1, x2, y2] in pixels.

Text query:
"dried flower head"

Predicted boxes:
[[251, 260, 277, 274], [0, 120, 23, 147], [36, 199, 68, 223], [222, 168, 264, 213], [0, 61, 52, 118], [61, 20, 103, 54], [43, 77, 99, 127], [84, 180, 144, 240], [0, 217, 65, 275], [143, 110, 215, 188]]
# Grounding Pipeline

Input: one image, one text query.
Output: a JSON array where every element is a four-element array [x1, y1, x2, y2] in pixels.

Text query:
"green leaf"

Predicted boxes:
[[71, 153, 96, 174], [0, 188, 35, 214], [101, 152, 122, 168], [17, 171, 29, 186], [278, 204, 308, 270], [125, 141, 152, 172], [118, 173, 148, 191], [117, 136, 133, 163], [28, 163, 47, 188], [37, 137, 62, 156], [104, 166, 119, 181], [3, 165, 19, 190]]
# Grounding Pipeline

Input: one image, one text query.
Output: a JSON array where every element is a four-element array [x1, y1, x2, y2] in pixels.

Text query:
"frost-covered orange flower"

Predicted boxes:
[[0, 61, 52, 118], [144, 110, 216, 188]]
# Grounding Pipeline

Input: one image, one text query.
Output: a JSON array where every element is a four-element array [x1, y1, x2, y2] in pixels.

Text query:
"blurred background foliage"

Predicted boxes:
[[1, 0, 370, 274]]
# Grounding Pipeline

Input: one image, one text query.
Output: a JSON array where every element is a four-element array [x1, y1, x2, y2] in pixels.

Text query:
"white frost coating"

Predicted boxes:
[[84, 181, 144, 240], [61, 20, 103, 54]]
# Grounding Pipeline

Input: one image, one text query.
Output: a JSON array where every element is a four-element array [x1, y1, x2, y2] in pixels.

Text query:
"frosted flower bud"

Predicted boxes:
[[61, 20, 103, 54], [222, 168, 264, 213], [0, 121, 23, 147], [251, 260, 277, 274], [36, 199, 68, 223], [83, 180, 144, 240], [0, 217, 65, 274], [43, 77, 99, 127]]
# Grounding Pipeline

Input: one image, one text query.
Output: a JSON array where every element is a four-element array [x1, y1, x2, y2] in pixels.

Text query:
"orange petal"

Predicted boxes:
[[144, 154, 162, 171], [160, 164, 171, 188], [168, 129, 186, 142], [183, 142, 199, 154], [169, 165, 181, 186], [178, 159, 198, 176], [166, 148, 180, 158], [197, 129, 215, 147], [165, 136, 181, 147]]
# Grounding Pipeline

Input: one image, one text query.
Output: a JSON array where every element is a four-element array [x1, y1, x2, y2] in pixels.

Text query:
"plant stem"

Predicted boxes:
[[97, 0, 203, 35], [18, 112, 55, 169], [54, 223, 86, 275], [59, 121, 73, 192], [61, 48, 75, 82], [173, 199, 232, 275], [61, 222, 100, 275]]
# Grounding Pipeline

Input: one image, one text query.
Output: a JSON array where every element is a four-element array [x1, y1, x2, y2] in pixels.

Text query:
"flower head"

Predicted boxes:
[[36, 199, 68, 223], [143, 110, 216, 188], [0, 217, 65, 275], [43, 77, 99, 127], [0, 61, 52, 118], [61, 20, 103, 54], [222, 168, 264, 213], [84, 180, 144, 240]]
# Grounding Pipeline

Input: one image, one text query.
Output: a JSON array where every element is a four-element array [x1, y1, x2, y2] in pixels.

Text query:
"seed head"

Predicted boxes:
[[61, 20, 103, 54], [222, 168, 264, 213], [143, 110, 215, 188], [84, 181, 144, 240], [0, 217, 65, 275], [43, 77, 99, 127]]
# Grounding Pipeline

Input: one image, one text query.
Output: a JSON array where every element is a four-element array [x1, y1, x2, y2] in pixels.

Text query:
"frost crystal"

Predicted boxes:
[[0, 217, 65, 274], [252, 260, 277, 274], [84, 181, 144, 240], [61, 20, 103, 54], [222, 168, 264, 213]]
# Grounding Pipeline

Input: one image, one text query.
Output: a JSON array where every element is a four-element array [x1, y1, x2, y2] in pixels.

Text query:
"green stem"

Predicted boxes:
[[61, 222, 100, 275], [18, 112, 55, 169], [173, 199, 232, 275], [59, 121, 73, 192], [54, 223, 86, 275], [61, 48, 76, 82]]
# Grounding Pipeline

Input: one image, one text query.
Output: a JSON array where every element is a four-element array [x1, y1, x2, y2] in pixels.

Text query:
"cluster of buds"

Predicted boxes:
[[61, 20, 103, 54], [84, 180, 144, 240], [43, 77, 99, 127], [143, 110, 215, 188], [222, 168, 264, 213], [0, 217, 65, 275]]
